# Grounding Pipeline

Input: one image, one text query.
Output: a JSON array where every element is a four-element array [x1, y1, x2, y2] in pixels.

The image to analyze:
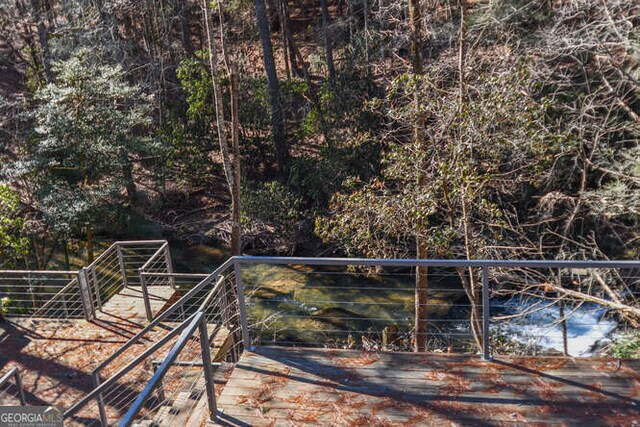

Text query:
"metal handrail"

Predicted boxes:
[[92, 257, 235, 375], [0, 270, 78, 275], [139, 272, 209, 278], [0, 367, 27, 406], [118, 311, 218, 426], [31, 277, 79, 317], [235, 256, 640, 269], [234, 256, 640, 360], [138, 242, 169, 273], [64, 312, 200, 420], [85, 271, 230, 425], [76, 253, 640, 425], [114, 240, 169, 246]]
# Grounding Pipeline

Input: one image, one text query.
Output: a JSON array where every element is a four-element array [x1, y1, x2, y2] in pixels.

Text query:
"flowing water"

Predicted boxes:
[[240, 264, 621, 355], [491, 297, 618, 356]]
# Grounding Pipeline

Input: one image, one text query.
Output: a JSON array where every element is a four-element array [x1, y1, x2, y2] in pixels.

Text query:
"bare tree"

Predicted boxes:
[[203, 0, 242, 254], [408, 0, 428, 352]]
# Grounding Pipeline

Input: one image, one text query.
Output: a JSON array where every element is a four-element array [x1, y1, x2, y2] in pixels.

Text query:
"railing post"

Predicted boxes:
[[151, 363, 166, 404], [139, 268, 153, 321], [92, 372, 108, 426], [90, 266, 102, 312], [221, 275, 231, 328], [163, 243, 176, 290], [116, 244, 129, 288], [559, 268, 569, 356], [199, 316, 217, 422], [481, 266, 491, 361], [14, 369, 26, 406], [77, 267, 95, 321], [234, 259, 251, 350], [27, 273, 36, 312]]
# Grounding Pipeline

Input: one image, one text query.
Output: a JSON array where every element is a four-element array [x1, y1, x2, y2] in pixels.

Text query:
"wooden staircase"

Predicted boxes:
[[133, 326, 234, 427]]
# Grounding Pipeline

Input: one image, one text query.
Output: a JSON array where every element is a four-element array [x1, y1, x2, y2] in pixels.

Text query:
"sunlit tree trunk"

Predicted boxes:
[[277, 0, 291, 79], [204, 0, 243, 255], [230, 64, 242, 255], [409, 0, 428, 352], [456, 0, 483, 352]]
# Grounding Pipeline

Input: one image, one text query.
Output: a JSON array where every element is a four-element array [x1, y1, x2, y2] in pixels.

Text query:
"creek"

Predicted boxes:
[[240, 264, 621, 355]]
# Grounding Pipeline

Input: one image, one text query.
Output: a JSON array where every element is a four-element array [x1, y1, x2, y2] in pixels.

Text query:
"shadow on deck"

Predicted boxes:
[[215, 346, 640, 426]]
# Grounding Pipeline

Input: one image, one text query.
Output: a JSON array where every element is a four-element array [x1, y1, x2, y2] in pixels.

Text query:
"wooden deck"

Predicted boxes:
[[215, 347, 640, 426], [98, 285, 175, 322]]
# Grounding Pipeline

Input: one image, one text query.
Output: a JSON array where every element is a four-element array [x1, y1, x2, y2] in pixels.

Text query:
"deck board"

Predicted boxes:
[[98, 285, 175, 322], [215, 346, 640, 426]]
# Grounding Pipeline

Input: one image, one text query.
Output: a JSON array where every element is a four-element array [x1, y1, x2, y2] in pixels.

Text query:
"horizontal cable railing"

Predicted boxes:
[[64, 313, 201, 426], [84, 240, 168, 315], [62, 258, 240, 425], [9, 251, 636, 425], [235, 257, 640, 359], [132, 272, 242, 426], [117, 241, 170, 288], [1, 240, 170, 321], [0, 367, 27, 406], [117, 312, 215, 427], [138, 272, 205, 321], [0, 271, 83, 318]]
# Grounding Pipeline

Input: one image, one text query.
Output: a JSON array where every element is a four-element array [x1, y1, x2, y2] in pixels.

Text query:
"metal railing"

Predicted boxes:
[[102, 255, 638, 425], [51, 253, 637, 425], [93, 240, 169, 304], [0, 271, 83, 319], [63, 258, 241, 426], [0, 367, 27, 406], [0, 240, 170, 321], [118, 311, 217, 427], [234, 257, 640, 360], [139, 271, 204, 321]]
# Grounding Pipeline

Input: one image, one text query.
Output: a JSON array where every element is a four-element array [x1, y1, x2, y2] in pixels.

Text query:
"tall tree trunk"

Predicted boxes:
[[206, 0, 243, 255], [409, 0, 423, 75], [255, 0, 289, 179], [456, 0, 482, 352], [30, 0, 52, 81], [230, 63, 242, 255], [320, 0, 335, 81], [218, 1, 243, 256], [409, 0, 427, 352], [281, 0, 301, 77], [179, 0, 193, 53], [415, 237, 429, 352], [203, 0, 234, 191], [278, 0, 291, 79]]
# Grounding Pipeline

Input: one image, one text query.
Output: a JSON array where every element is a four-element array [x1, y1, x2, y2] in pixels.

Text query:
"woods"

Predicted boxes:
[[0, 0, 638, 352]]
